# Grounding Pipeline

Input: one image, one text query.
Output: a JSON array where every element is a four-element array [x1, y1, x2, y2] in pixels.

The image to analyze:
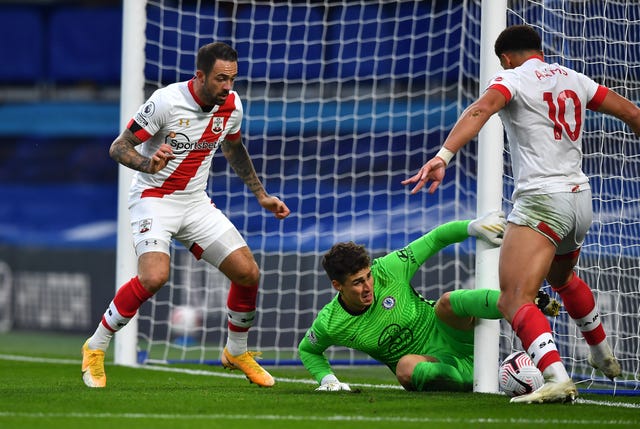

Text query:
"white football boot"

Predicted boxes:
[[510, 379, 577, 404]]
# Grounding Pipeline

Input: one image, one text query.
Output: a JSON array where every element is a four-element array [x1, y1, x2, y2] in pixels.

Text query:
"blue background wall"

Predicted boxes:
[[0, 1, 464, 250], [0, 2, 123, 249]]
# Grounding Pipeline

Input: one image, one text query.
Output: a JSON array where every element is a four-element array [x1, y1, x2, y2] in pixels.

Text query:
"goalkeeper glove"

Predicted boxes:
[[315, 374, 351, 392], [535, 289, 562, 317], [468, 210, 506, 246]]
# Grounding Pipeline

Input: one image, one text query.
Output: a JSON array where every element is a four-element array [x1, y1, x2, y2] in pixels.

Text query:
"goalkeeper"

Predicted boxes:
[[300, 211, 532, 392]]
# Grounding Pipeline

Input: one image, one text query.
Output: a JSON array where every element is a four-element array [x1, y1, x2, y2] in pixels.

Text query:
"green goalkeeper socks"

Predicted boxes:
[[449, 288, 502, 320], [411, 361, 469, 392]]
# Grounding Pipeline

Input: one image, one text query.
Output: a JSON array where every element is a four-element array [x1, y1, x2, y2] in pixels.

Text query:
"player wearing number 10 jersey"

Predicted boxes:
[[403, 25, 640, 403], [487, 51, 605, 200]]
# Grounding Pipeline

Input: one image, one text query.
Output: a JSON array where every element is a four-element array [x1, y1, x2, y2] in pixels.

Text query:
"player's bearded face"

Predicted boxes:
[[200, 60, 238, 106]]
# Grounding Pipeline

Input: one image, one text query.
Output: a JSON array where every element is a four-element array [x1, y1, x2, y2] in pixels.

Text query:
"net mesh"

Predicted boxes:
[[131, 0, 639, 391]]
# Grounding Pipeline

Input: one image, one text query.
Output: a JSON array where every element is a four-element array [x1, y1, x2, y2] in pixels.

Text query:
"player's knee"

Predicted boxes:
[[497, 292, 534, 322], [218, 248, 261, 285], [138, 271, 168, 294], [227, 263, 260, 286], [435, 292, 453, 315], [546, 271, 574, 289], [396, 356, 417, 391], [137, 251, 171, 293], [397, 354, 434, 391], [497, 292, 506, 307], [238, 261, 260, 285], [497, 294, 510, 317]]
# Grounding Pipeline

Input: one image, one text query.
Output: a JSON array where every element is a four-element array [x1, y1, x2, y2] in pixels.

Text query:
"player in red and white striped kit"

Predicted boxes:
[[82, 42, 290, 388], [404, 25, 640, 403]]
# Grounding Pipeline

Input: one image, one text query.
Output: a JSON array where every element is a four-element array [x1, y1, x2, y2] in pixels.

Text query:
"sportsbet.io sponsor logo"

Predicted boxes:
[[165, 131, 220, 155]]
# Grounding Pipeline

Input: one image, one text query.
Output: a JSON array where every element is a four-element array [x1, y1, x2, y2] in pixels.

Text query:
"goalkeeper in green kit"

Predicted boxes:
[[299, 211, 557, 392]]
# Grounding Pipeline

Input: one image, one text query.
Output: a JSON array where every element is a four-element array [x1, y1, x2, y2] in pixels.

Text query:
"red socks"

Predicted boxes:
[[226, 282, 258, 332], [100, 278, 260, 335], [511, 273, 607, 375], [511, 303, 561, 372], [101, 276, 153, 332], [552, 273, 605, 345]]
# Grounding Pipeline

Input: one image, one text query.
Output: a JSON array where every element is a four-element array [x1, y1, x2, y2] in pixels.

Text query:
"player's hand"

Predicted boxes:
[[259, 195, 290, 220], [148, 143, 175, 173], [315, 381, 352, 392], [401, 157, 447, 194], [468, 210, 506, 246]]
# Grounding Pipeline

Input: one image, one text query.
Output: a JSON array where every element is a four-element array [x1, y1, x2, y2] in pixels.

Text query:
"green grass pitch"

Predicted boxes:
[[1, 330, 639, 429]]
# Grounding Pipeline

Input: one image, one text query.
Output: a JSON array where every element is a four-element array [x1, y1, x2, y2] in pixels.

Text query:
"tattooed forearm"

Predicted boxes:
[[221, 138, 266, 197], [109, 130, 151, 173]]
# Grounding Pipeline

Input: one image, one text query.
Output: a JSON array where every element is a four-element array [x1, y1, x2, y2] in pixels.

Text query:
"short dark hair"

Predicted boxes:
[[494, 25, 542, 57], [196, 42, 238, 75], [322, 242, 371, 284]]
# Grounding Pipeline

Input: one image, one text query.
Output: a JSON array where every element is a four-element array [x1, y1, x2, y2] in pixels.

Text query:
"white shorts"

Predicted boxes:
[[129, 192, 247, 267], [507, 189, 592, 256]]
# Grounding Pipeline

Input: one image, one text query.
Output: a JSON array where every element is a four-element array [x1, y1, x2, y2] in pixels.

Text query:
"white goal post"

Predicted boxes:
[[474, 0, 506, 394], [115, 0, 640, 394], [113, 0, 147, 367]]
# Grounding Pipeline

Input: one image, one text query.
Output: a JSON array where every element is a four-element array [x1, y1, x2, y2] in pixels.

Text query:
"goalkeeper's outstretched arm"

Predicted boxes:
[[298, 331, 351, 392], [403, 210, 506, 269]]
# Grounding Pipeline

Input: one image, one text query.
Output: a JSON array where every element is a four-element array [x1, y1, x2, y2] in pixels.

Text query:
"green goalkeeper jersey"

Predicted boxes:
[[298, 220, 473, 384]]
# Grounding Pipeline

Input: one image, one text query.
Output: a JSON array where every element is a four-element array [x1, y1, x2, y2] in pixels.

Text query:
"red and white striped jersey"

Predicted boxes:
[[126, 78, 242, 200], [487, 56, 608, 199]]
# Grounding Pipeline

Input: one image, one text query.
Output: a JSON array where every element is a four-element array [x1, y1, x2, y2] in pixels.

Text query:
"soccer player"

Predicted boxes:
[[403, 25, 640, 403], [81, 42, 290, 388], [299, 211, 510, 392]]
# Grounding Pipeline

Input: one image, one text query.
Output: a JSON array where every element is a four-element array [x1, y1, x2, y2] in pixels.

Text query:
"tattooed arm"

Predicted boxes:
[[109, 129, 175, 174], [221, 134, 290, 219]]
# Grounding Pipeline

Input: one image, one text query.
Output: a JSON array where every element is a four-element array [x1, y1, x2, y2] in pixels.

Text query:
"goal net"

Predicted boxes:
[[121, 0, 639, 393]]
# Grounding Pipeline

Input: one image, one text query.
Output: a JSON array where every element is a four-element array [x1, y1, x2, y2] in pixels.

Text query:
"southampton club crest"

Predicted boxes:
[[211, 116, 224, 133], [139, 218, 152, 234]]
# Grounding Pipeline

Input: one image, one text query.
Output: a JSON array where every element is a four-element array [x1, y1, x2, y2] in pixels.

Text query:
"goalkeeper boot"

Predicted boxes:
[[588, 353, 621, 380], [221, 347, 275, 387], [535, 290, 561, 317], [81, 340, 106, 388], [510, 379, 577, 404]]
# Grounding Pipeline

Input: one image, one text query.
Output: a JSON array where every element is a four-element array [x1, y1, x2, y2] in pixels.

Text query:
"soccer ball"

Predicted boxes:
[[498, 351, 544, 397], [169, 305, 202, 336]]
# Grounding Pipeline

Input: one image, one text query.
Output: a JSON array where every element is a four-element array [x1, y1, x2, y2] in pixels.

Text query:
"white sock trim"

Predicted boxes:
[[227, 309, 255, 329], [573, 307, 601, 333], [526, 332, 558, 367]]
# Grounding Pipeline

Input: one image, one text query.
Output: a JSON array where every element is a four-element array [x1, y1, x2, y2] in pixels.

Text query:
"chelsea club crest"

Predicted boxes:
[[382, 296, 396, 310]]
